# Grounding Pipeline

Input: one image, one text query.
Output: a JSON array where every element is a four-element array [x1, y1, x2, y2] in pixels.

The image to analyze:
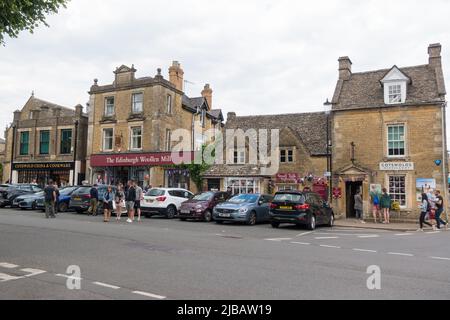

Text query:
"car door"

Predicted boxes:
[[313, 194, 325, 225], [259, 195, 272, 222]]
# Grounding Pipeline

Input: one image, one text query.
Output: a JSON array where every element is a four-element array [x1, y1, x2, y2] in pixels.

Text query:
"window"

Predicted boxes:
[[388, 124, 405, 157], [388, 84, 402, 104], [130, 127, 142, 150], [60, 129, 72, 154], [167, 95, 172, 114], [201, 109, 206, 127], [105, 97, 115, 116], [233, 149, 245, 164], [132, 93, 143, 114], [19, 132, 29, 155], [165, 129, 172, 151], [225, 178, 260, 195], [39, 130, 50, 155], [103, 128, 114, 151], [280, 148, 294, 163], [389, 176, 406, 207]]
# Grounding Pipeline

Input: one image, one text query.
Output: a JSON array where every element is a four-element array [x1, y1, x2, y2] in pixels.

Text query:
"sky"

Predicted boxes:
[[1, 0, 450, 142]]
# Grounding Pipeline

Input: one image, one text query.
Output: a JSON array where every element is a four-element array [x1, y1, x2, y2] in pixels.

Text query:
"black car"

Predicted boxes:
[[69, 185, 117, 214], [269, 191, 334, 230], [0, 184, 43, 208]]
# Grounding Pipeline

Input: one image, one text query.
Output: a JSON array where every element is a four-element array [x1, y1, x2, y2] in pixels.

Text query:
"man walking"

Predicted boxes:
[[44, 180, 57, 219], [134, 181, 144, 222], [88, 184, 99, 216], [434, 190, 448, 230], [126, 180, 136, 223], [354, 189, 365, 224]]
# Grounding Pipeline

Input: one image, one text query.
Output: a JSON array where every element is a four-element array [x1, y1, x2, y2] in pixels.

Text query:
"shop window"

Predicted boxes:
[[39, 130, 50, 155], [280, 148, 294, 163], [132, 93, 143, 114], [130, 126, 142, 150], [103, 128, 114, 151], [19, 131, 29, 155], [60, 129, 72, 154], [166, 169, 190, 190], [388, 124, 405, 157], [226, 178, 260, 195], [389, 176, 406, 207]]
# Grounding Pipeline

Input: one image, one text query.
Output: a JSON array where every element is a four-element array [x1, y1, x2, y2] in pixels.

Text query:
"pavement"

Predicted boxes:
[[335, 219, 420, 232], [0, 208, 449, 300]]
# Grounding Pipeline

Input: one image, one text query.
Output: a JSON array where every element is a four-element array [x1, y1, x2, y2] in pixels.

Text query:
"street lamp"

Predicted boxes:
[[324, 99, 333, 203]]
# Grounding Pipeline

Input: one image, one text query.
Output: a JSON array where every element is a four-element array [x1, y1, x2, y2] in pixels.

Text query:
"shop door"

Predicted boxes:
[[346, 182, 362, 218], [207, 179, 221, 191]]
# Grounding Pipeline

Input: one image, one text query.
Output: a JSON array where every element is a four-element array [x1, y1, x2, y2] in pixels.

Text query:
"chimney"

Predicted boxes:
[[13, 110, 21, 122], [338, 56, 352, 81], [428, 43, 442, 68], [169, 61, 184, 91], [227, 112, 236, 121], [75, 104, 83, 117], [201, 84, 213, 110]]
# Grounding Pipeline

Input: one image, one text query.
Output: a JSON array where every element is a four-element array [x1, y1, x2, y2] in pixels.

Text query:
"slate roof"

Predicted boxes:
[[26, 96, 75, 117], [332, 64, 446, 110], [203, 164, 267, 177], [182, 95, 223, 121]]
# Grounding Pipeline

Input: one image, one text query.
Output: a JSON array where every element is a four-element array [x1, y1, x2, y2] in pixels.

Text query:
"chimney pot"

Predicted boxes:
[[338, 56, 352, 80], [201, 84, 213, 110], [169, 61, 184, 91]]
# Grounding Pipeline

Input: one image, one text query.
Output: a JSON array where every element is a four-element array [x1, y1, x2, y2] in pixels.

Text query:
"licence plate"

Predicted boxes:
[[73, 197, 82, 201], [146, 199, 154, 203], [219, 213, 231, 217], [181, 210, 190, 214], [279, 206, 292, 210]]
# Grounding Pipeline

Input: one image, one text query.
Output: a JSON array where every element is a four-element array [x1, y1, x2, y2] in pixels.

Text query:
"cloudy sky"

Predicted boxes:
[[1, 0, 450, 140]]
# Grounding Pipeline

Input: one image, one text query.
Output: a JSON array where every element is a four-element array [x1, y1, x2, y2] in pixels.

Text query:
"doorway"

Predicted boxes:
[[346, 181, 362, 218]]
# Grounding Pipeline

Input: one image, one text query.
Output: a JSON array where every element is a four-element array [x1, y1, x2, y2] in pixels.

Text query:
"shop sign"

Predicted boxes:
[[379, 162, 414, 171], [13, 162, 75, 171], [90, 152, 195, 167], [276, 173, 300, 183]]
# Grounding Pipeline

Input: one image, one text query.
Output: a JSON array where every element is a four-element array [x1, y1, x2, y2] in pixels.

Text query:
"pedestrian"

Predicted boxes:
[[126, 180, 136, 223], [434, 190, 448, 230], [354, 189, 365, 224], [103, 185, 114, 223], [54, 185, 60, 214], [417, 193, 436, 232], [115, 184, 125, 221], [44, 180, 57, 219], [380, 188, 392, 224], [369, 186, 381, 223], [88, 184, 99, 216], [134, 181, 143, 222]]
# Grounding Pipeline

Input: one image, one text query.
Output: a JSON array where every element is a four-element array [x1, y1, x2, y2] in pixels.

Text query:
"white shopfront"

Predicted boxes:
[[225, 177, 261, 195]]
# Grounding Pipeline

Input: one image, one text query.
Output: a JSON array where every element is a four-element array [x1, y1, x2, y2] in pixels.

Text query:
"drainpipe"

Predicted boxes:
[[440, 101, 449, 222], [9, 124, 17, 183], [73, 120, 79, 186]]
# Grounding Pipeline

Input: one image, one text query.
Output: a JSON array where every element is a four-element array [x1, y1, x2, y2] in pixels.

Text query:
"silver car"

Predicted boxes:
[[213, 194, 273, 225]]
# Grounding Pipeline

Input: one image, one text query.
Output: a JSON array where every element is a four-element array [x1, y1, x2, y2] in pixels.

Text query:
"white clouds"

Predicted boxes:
[[1, 0, 450, 139]]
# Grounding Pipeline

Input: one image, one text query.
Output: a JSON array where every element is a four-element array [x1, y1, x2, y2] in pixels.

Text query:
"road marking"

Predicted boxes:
[[425, 231, 441, 234], [291, 242, 311, 245], [430, 256, 450, 261], [265, 238, 292, 242], [394, 233, 413, 236], [132, 291, 166, 300], [388, 252, 414, 257], [315, 236, 339, 240], [0, 273, 23, 282], [358, 235, 379, 238], [93, 282, 120, 290], [296, 232, 314, 237], [316, 232, 373, 237], [353, 249, 377, 253], [0, 263, 19, 269], [320, 245, 341, 249], [55, 274, 83, 281], [21, 268, 46, 277]]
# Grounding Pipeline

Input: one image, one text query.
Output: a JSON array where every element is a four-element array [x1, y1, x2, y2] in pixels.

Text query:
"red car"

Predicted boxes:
[[178, 191, 230, 222]]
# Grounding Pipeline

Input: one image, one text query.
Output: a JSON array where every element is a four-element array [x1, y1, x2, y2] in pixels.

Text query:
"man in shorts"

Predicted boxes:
[[126, 180, 136, 223], [134, 181, 144, 222]]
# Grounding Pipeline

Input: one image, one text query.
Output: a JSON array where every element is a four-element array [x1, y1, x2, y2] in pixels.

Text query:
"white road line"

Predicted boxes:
[[430, 256, 450, 261], [320, 245, 341, 249], [0, 263, 19, 269], [315, 232, 373, 237], [264, 238, 292, 242], [425, 231, 441, 234], [132, 291, 166, 300], [296, 232, 314, 237], [0, 273, 23, 282], [358, 235, 379, 238], [291, 242, 311, 245], [353, 249, 377, 253], [55, 274, 83, 281], [388, 252, 414, 257], [93, 282, 121, 290], [394, 233, 413, 236], [315, 237, 339, 240], [21, 268, 46, 277]]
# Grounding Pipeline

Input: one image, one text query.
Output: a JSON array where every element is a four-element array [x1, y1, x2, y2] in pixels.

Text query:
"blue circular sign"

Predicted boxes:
[[435, 160, 442, 166]]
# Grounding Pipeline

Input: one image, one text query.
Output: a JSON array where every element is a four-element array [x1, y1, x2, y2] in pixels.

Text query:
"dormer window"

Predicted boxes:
[[388, 84, 402, 104], [381, 66, 411, 105]]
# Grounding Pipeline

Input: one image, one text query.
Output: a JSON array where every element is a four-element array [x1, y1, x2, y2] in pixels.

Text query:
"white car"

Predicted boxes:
[[141, 188, 194, 219]]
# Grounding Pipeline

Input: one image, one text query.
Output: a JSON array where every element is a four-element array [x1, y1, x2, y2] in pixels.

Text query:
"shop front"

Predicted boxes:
[[12, 162, 75, 187], [224, 177, 263, 195]]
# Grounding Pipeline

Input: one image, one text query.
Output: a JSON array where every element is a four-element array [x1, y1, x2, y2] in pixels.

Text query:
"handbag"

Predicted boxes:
[[429, 209, 436, 220], [112, 200, 117, 210]]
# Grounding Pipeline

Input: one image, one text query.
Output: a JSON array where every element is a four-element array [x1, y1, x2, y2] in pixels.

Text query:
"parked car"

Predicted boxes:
[[36, 186, 80, 212], [16, 191, 45, 210], [0, 184, 43, 208], [269, 191, 334, 230], [178, 191, 230, 222], [69, 185, 118, 214], [141, 188, 194, 219], [213, 193, 273, 225]]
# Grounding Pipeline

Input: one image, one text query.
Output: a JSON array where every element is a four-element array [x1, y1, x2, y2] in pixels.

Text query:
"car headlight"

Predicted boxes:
[[195, 204, 203, 209], [239, 208, 249, 214]]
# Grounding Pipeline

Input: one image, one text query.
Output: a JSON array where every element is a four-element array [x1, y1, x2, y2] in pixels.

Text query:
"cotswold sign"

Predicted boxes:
[[379, 162, 414, 171], [90, 152, 195, 167], [13, 162, 75, 171]]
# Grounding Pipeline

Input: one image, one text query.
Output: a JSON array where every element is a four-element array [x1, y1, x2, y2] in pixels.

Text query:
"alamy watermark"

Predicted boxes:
[[366, 265, 381, 290]]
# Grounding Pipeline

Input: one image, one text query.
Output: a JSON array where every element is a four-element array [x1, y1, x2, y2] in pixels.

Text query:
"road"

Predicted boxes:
[[0, 208, 449, 300]]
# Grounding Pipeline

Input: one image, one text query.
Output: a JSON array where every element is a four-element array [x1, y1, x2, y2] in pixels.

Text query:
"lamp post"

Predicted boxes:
[[9, 123, 17, 183], [324, 99, 333, 203], [72, 120, 79, 186]]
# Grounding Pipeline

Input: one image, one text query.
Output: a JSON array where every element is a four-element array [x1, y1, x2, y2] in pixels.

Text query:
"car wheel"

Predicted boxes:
[[179, 218, 187, 221], [327, 214, 334, 227], [271, 222, 280, 228], [75, 209, 85, 214], [58, 202, 68, 213], [204, 210, 212, 222], [31, 202, 37, 210], [166, 205, 176, 219], [308, 215, 316, 230], [247, 211, 257, 226]]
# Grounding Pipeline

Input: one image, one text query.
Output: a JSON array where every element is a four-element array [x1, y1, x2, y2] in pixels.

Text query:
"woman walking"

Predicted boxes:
[[115, 184, 125, 221], [103, 185, 114, 223], [354, 190, 365, 224], [380, 188, 392, 224], [417, 193, 436, 232]]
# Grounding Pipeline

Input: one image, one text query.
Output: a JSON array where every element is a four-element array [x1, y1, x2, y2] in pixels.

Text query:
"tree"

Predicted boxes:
[[0, 0, 69, 45]]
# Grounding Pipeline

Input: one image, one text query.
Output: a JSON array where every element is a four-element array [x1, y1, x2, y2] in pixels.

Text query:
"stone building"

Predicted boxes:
[[203, 112, 328, 196], [2, 95, 88, 187], [86, 62, 223, 191], [330, 43, 448, 222]]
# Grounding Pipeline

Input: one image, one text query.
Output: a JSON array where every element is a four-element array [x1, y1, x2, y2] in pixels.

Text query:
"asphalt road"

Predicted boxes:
[[0, 208, 449, 300]]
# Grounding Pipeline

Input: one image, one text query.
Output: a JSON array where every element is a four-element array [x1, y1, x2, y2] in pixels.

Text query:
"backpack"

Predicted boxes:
[[373, 194, 379, 205]]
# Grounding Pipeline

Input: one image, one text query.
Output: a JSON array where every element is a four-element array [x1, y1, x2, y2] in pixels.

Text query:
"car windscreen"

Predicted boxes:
[[74, 187, 91, 194], [193, 192, 214, 201], [228, 194, 258, 204], [145, 189, 165, 197], [273, 193, 306, 203]]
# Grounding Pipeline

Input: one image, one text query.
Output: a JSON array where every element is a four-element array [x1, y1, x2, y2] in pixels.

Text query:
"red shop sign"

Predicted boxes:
[[276, 173, 300, 182], [90, 152, 195, 167]]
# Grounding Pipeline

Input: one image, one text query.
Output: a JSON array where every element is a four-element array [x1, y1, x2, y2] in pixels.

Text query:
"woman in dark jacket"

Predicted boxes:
[[417, 193, 436, 232], [103, 185, 114, 223]]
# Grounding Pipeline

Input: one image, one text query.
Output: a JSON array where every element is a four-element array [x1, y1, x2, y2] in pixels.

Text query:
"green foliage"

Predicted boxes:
[[0, 0, 69, 45]]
